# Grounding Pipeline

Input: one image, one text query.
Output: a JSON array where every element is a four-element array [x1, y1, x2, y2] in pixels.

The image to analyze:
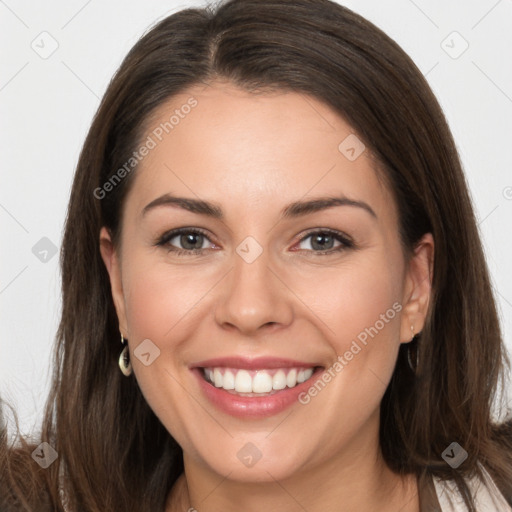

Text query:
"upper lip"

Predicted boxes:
[[191, 356, 323, 370]]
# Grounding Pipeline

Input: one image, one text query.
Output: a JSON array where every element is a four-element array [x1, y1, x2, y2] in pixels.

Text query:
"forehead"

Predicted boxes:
[[125, 80, 397, 227]]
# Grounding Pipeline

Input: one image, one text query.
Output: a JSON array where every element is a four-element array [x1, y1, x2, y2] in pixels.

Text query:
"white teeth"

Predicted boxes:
[[297, 369, 313, 383], [203, 366, 316, 394], [252, 372, 273, 393], [286, 369, 297, 388], [272, 370, 287, 390], [214, 368, 223, 387], [223, 370, 235, 390], [234, 369, 253, 393]]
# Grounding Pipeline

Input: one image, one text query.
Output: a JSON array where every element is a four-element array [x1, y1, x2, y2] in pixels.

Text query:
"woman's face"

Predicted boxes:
[[101, 80, 432, 483]]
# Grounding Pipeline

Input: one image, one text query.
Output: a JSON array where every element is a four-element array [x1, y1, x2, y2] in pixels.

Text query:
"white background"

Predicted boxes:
[[1, 0, 511, 435]]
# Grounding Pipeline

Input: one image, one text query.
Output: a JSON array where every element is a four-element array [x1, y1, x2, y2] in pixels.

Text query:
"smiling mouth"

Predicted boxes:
[[200, 366, 322, 396]]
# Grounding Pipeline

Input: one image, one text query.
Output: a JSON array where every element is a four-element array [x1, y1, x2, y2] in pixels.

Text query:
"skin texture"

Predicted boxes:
[[100, 80, 434, 512]]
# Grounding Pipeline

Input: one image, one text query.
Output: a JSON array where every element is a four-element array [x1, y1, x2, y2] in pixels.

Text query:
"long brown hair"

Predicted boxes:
[[1, 0, 511, 510]]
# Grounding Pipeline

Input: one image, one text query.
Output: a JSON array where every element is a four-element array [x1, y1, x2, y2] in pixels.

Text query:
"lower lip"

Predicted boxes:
[[192, 368, 322, 418]]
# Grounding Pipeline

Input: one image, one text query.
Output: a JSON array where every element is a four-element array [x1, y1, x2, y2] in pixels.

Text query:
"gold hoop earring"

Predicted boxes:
[[119, 334, 132, 377]]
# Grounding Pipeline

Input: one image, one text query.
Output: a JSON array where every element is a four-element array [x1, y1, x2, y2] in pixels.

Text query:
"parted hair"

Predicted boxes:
[[1, 0, 511, 510]]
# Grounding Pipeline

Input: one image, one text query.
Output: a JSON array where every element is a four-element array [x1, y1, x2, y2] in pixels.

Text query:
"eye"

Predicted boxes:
[[294, 229, 354, 253], [156, 228, 216, 254], [155, 227, 354, 256]]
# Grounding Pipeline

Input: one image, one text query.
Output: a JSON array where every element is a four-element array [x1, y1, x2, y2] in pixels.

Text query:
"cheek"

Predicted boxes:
[[123, 257, 214, 342], [120, 257, 222, 430], [284, 259, 403, 447], [120, 260, 204, 445], [290, 253, 403, 375]]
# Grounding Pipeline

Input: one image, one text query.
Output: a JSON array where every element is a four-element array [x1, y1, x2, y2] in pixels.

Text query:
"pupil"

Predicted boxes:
[[181, 233, 203, 250], [312, 233, 333, 250]]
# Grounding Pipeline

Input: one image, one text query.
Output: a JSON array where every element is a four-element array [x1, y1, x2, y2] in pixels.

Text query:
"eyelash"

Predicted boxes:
[[155, 227, 355, 256]]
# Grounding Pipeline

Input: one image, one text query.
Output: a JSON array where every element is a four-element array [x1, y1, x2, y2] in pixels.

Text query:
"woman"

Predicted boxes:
[[1, 0, 511, 510]]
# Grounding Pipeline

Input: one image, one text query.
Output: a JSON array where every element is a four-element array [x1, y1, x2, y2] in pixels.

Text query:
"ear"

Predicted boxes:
[[99, 226, 128, 336], [400, 233, 434, 343]]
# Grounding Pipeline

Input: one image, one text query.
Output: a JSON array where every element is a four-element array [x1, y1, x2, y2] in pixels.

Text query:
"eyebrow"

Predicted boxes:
[[282, 196, 376, 219], [142, 193, 377, 220], [142, 194, 223, 218]]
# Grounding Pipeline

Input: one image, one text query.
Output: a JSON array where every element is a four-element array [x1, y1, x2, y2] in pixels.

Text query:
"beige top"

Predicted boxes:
[[418, 465, 512, 511]]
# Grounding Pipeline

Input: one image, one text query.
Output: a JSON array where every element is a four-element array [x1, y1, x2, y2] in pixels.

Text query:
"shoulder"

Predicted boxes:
[[433, 464, 512, 512]]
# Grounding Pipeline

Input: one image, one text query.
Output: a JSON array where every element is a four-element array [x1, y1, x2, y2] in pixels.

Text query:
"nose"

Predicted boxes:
[[214, 248, 294, 336]]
